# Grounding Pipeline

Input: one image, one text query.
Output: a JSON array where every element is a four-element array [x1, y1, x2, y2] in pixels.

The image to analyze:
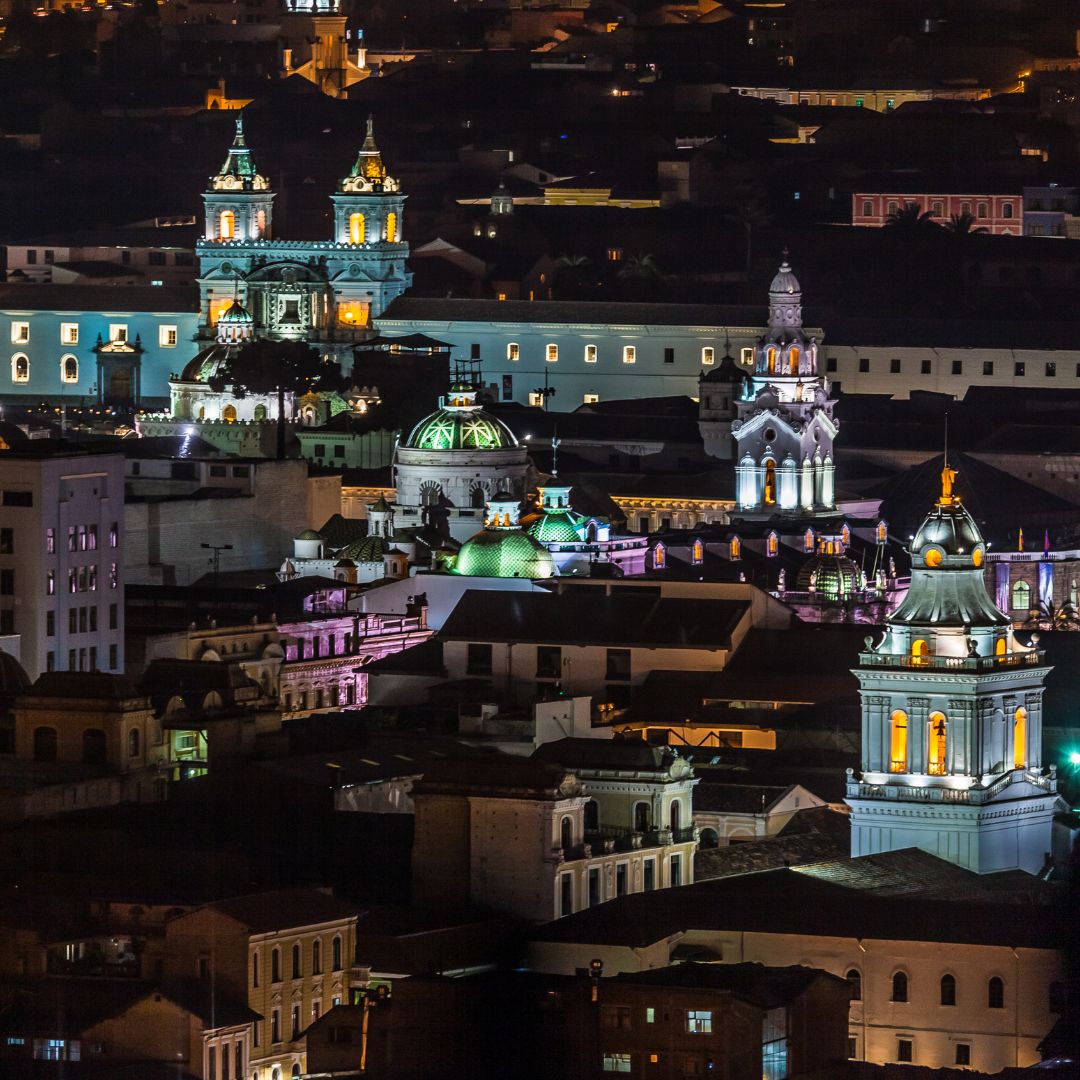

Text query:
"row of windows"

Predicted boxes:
[[254, 937, 344, 987], [45, 604, 118, 637], [281, 683, 357, 711], [43, 644, 119, 673], [888, 704, 1027, 774], [22, 249, 192, 267], [864, 198, 1016, 219], [44, 563, 120, 595], [503, 343, 746, 366], [465, 643, 631, 680], [846, 969, 1046, 1010], [7, 323, 178, 347], [346, 211, 398, 244], [206, 1040, 244, 1080], [44, 523, 119, 554], [843, 356, 1074, 378]]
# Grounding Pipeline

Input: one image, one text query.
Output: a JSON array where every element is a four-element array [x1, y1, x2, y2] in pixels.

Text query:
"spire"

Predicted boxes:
[[208, 111, 269, 192], [350, 115, 387, 185]]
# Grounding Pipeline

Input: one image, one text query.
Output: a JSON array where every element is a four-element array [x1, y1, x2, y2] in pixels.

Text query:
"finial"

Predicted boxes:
[[551, 427, 561, 478], [234, 111, 245, 144], [780, 245, 790, 266], [939, 462, 958, 505]]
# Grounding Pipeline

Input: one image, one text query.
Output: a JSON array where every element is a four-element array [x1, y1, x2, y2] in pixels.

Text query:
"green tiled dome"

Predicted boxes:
[[796, 554, 861, 600], [404, 408, 517, 451], [528, 510, 584, 544], [339, 535, 389, 562], [454, 529, 555, 578]]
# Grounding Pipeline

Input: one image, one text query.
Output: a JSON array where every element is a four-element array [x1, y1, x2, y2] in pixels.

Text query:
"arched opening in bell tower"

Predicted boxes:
[[386, 212, 398, 242], [1014, 707, 1027, 768], [766, 346, 777, 374], [349, 213, 365, 244], [890, 710, 908, 772], [927, 712, 947, 775], [911, 639, 930, 667], [763, 459, 777, 505], [219, 210, 235, 240]]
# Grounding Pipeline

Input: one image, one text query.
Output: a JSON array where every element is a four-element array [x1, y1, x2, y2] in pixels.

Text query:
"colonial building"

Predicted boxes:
[[846, 466, 1063, 874]]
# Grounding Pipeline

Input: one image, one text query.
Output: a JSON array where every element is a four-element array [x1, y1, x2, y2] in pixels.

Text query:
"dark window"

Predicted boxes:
[[33, 727, 57, 762], [332, 936, 342, 971], [560, 874, 573, 917], [0, 569, 13, 595], [46, 611, 55, 637], [846, 969, 861, 1001], [209, 465, 227, 477], [1015, 362, 1025, 377], [312, 939, 321, 974], [0, 527, 12, 554], [670, 854, 682, 886], [890, 358, 901, 374], [292, 943, 301, 979], [313, 444, 327, 457], [333, 445, 346, 457], [644, 860, 656, 890], [848, 1038, 857, 1059], [171, 462, 197, 480], [606, 648, 631, 680], [897, 1040, 913, 1063], [291, 1004, 300, 1040], [1, 491, 32, 507], [858, 357, 870, 373], [82, 729, 106, 765], [952, 360, 963, 376], [584, 799, 599, 831], [955, 1044, 970, 1066], [616, 863, 628, 896], [121, 250, 132, 265], [983, 361, 994, 376], [0, 610, 12, 635], [1046, 362, 1057, 377], [232, 465, 250, 478], [988, 977, 1004, 1009], [175, 251, 194, 266], [109, 644, 117, 670], [891, 972, 908, 1002], [26, 249, 36, 265], [588, 867, 601, 907], [467, 643, 493, 676], [271, 948, 281, 982], [282, 301, 300, 322], [826, 357, 837, 372], [470, 343, 481, 360], [271, 1010, 280, 1043], [148, 251, 167, 265], [920, 359, 931, 374], [663, 347, 675, 364], [940, 974, 956, 1006], [536, 645, 561, 679]]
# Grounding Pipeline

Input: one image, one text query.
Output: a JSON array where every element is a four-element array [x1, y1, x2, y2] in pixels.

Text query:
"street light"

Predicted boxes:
[[201, 542, 233, 584]]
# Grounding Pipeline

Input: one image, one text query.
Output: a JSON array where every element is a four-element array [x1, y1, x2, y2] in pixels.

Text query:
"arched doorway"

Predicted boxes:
[[911, 639, 929, 667], [699, 828, 719, 849]]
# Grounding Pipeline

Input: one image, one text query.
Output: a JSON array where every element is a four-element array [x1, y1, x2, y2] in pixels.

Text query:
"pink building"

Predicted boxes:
[[853, 192, 1022, 235]]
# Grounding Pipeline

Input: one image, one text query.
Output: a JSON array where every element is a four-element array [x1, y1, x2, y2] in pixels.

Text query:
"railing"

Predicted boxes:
[[857, 650, 1045, 673], [847, 768, 1057, 805], [552, 824, 700, 862]]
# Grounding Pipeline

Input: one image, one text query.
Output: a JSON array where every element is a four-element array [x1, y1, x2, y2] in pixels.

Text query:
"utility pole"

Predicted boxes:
[[201, 542, 234, 585]]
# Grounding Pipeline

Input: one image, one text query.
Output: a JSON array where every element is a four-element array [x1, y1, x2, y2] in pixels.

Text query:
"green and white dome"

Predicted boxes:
[[404, 384, 518, 451], [454, 529, 555, 578]]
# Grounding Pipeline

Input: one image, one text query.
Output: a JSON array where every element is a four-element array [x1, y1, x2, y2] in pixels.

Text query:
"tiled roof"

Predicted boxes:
[[203, 887, 360, 933]]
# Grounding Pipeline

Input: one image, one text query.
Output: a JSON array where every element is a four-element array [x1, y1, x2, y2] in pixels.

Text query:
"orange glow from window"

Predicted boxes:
[[1014, 707, 1026, 768], [386, 212, 398, 242], [928, 712, 947, 775], [337, 301, 370, 327], [890, 710, 907, 772], [349, 213, 365, 244], [219, 210, 235, 240]]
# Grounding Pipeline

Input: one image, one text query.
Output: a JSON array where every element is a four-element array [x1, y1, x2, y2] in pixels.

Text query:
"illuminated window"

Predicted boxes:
[[349, 213, 365, 243], [61, 356, 78, 384], [927, 712, 947, 775], [159, 325, 178, 347], [767, 346, 777, 373], [763, 460, 776, 505], [256, 209, 266, 236], [653, 543, 666, 569], [924, 548, 942, 567], [692, 539, 703, 564], [702, 347, 714, 365], [11, 354, 29, 383], [585, 344, 598, 363], [11, 322, 29, 345], [219, 210, 235, 240], [729, 536, 741, 560], [789, 346, 800, 373], [740, 347, 754, 366], [386, 212, 398, 242], [890, 710, 908, 772], [911, 639, 929, 666], [528, 392, 544, 407], [497, 292, 507, 301], [687, 1010, 713, 1034], [584, 392, 599, 404], [803, 529, 814, 552], [1011, 580, 1031, 610], [767, 532, 778, 556], [109, 324, 128, 344], [60, 323, 78, 345], [1014, 707, 1027, 768], [602, 1054, 631, 1073], [876, 521, 887, 543], [507, 342, 519, 361], [547, 343, 558, 362], [623, 345, 636, 364]]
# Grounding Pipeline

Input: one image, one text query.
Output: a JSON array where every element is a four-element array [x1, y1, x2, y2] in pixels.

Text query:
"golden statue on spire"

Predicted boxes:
[[939, 464, 958, 505]]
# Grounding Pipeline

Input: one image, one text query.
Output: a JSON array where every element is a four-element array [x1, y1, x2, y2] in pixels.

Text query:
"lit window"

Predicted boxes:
[[386, 212, 398, 243], [109, 324, 128, 344], [687, 1010, 713, 1034], [740, 347, 753, 366], [11, 322, 29, 345], [546, 343, 558, 362], [890, 711, 908, 772], [729, 536, 741, 560], [702, 347, 714, 366], [602, 1054, 631, 1073], [692, 539, 703, 564], [60, 323, 78, 345], [623, 345, 636, 364], [61, 356, 78, 383], [585, 344, 598, 363], [11, 354, 29, 383], [767, 532, 778, 556], [927, 712, 947, 775], [528, 392, 544, 407], [159, 325, 178, 348], [584, 392, 599, 404], [219, 210, 235, 240], [804, 529, 814, 552], [653, 543, 666, 569], [646, 1007, 656, 1023], [349, 212, 365, 244], [507, 342, 519, 361]]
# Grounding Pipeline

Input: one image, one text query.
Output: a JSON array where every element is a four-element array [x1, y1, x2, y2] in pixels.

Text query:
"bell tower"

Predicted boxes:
[[846, 466, 1062, 875], [731, 256, 836, 516], [202, 114, 274, 244]]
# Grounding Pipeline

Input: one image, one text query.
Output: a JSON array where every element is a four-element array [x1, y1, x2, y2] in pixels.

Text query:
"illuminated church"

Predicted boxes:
[[846, 466, 1063, 875]]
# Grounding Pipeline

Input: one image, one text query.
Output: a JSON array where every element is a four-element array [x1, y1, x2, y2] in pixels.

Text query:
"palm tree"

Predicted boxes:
[[945, 211, 989, 237], [554, 253, 594, 297], [885, 203, 941, 233], [1023, 599, 1080, 631]]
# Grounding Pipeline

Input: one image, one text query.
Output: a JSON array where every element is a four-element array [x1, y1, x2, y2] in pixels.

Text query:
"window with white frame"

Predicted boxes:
[[702, 347, 714, 365], [687, 1010, 713, 1034], [528, 392, 544, 407], [584, 392, 599, 404], [740, 347, 754, 365], [11, 322, 29, 345], [623, 345, 636, 364], [585, 344, 598, 363], [11, 353, 29, 383], [507, 342, 519, 361], [109, 324, 128, 344], [61, 355, 78, 383], [159, 325, 178, 347], [602, 1053, 632, 1073], [60, 323, 79, 345], [546, 343, 558, 362]]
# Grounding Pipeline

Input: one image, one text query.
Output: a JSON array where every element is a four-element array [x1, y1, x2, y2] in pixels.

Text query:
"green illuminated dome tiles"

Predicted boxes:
[[528, 510, 584, 544], [218, 300, 253, 324], [404, 408, 518, 451], [454, 530, 555, 578], [796, 553, 861, 600]]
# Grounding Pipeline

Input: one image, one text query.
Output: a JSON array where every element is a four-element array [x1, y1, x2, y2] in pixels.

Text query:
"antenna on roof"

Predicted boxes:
[[551, 424, 561, 478]]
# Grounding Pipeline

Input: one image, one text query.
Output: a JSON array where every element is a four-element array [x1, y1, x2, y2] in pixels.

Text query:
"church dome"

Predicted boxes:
[[339, 535, 389, 562], [0, 650, 30, 695], [218, 300, 253, 325], [796, 554, 861, 599], [528, 510, 584, 544], [769, 259, 801, 296], [296, 529, 323, 541], [404, 407, 517, 452], [180, 343, 238, 384], [454, 529, 555, 578], [910, 502, 984, 564]]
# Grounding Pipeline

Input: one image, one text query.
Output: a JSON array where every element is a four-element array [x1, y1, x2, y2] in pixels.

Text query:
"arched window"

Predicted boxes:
[[1012, 580, 1031, 610], [332, 936, 342, 971], [128, 728, 140, 757], [995, 637, 1007, 656], [927, 712, 947, 775], [804, 529, 814, 553], [349, 212, 365, 244], [292, 1067, 302, 1079], [61, 356, 78, 383], [223, 404, 237, 423], [940, 973, 956, 1006], [254, 404, 267, 421], [33, 726, 58, 762], [669, 799, 681, 833], [846, 969, 861, 1001], [271, 947, 281, 982], [82, 728, 107, 765], [1014, 707, 1027, 768], [219, 210, 235, 240], [1003, 203, 1014, 219], [634, 802, 651, 832], [891, 972, 908, 1002], [788, 346, 800, 373], [560, 816, 573, 850], [653, 543, 666, 569], [312, 939, 322, 975], [763, 459, 777, 505], [841, 523, 851, 546], [876, 521, 887, 543], [988, 977, 1004, 1009], [256, 209, 266, 236], [729, 536, 741, 560], [692, 539, 703, 564], [292, 943, 301, 979], [583, 800, 599, 831], [11, 353, 29, 383], [911, 639, 930, 667], [767, 532, 778, 556], [890, 710, 908, 773], [767, 346, 777, 373], [386, 212, 398, 242]]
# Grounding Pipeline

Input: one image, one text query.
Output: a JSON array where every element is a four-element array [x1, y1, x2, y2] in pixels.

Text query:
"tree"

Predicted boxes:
[[208, 338, 341, 460], [1023, 599, 1080, 632], [731, 196, 773, 278], [885, 203, 941, 234], [554, 253, 594, 298], [945, 211, 988, 237]]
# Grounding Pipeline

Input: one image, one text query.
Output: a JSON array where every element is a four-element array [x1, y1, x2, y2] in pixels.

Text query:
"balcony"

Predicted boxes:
[[846, 767, 1057, 806], [550, 825, 700, 862], [857, 650, 1045, 673]]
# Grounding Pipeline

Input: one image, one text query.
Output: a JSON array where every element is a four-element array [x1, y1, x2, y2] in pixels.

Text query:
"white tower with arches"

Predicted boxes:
[[202, 114, 274, 244], [846, 466, 1063, 875], [731, 256, 836, 517]]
